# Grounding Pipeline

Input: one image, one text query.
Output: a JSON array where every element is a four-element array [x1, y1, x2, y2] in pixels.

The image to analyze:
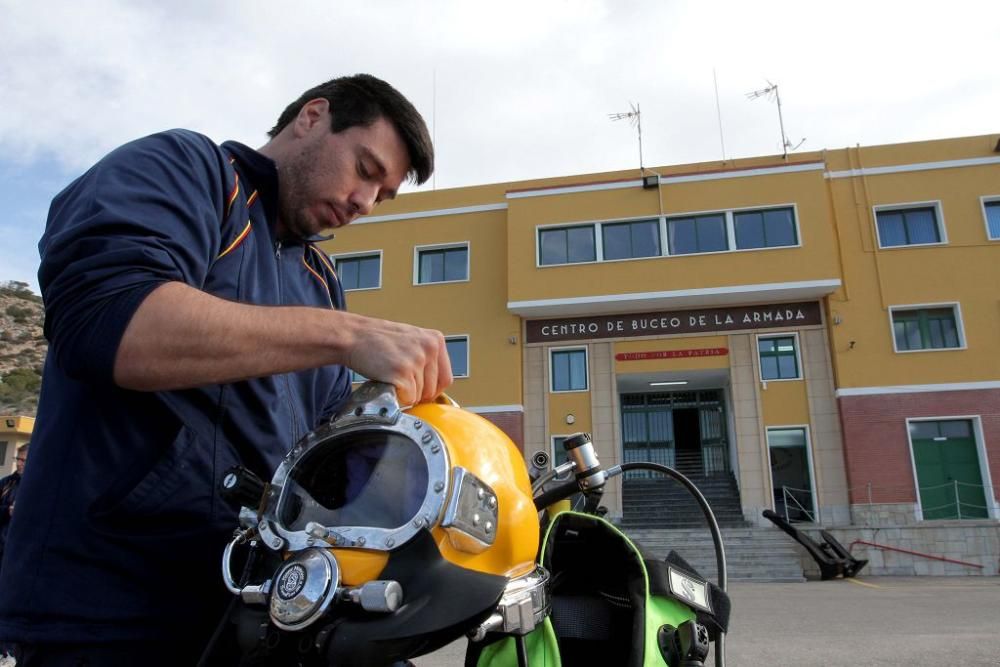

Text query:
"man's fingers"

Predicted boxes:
[[435, 335, 453, 398], [344, 317, 454, 405]]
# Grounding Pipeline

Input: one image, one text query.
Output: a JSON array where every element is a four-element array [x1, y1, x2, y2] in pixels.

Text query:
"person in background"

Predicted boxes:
[[0, 443, 27, 574]]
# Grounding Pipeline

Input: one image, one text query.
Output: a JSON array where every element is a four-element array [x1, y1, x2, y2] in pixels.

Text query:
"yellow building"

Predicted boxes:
[[322, 133, 1000, 575], [0, 416, 33, 476]]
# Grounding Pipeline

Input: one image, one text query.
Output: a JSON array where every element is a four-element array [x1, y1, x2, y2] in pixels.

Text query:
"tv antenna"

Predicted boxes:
[[746, 81, 804, 159], [609, 102, 647, 173]]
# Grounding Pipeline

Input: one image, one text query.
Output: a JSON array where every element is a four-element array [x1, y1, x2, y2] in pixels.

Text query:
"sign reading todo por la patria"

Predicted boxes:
[[525, 301, 822, 344]]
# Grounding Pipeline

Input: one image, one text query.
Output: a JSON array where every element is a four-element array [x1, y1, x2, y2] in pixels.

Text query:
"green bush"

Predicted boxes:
[[0, 367, 43, 405]]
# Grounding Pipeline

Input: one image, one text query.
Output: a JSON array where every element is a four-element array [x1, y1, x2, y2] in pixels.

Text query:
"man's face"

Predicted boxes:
[[277, 105, 410, 240], [15, 451, 26, 475]]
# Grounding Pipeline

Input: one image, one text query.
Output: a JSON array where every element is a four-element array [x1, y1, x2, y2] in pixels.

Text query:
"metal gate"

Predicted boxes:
[[620, 390, 729, 478]]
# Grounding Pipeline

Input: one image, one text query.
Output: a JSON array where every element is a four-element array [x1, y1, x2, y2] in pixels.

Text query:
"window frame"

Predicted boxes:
[[665, 212, 730, 256], [537, 223, 599, 267], [756, 332, 803, 382], [905, 415, 998, 521], [600, 218, 663, 261], [445, 334, 470, 379], [413, 242, 470, 285], [872, 201, 948, 249], [980, 195, 1000, 241], [731, 205, 800, 251], [330, 250, 383, 292], [888, 302, 966, 354], [548, 346, 589, 393]]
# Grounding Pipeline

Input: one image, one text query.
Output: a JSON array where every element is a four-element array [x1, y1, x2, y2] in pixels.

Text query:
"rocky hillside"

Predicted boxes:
[[0, 281, 46, 416]]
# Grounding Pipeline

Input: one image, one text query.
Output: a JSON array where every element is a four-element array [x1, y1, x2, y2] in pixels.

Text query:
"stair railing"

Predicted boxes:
[[781, 486, 816, 524]]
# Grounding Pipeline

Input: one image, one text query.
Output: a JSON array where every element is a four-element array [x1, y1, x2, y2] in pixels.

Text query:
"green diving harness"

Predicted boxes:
[[466, 434, 731, 667]]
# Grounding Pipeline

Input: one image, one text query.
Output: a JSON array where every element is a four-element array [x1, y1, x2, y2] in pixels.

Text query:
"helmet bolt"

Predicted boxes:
[[431, 444, 440, 454], [386, 537, 395, 548], [473, 513, 481, 526], [414, 420, 423, 429], [434, 481, 445, 493], [357, 536, 367, 546], [485, 522, 494, 533], [421, 432, 433, 444], [477, 488, 485, 500], [488, 496, 497, 510]]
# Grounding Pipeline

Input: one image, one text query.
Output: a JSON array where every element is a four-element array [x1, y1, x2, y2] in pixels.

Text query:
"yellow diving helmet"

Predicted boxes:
[[220, 381, 544, 665]]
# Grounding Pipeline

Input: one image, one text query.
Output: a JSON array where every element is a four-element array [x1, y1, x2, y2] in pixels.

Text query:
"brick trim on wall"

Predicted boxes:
[[479, 411, 525, 452], [838, 389, 1000, 506]]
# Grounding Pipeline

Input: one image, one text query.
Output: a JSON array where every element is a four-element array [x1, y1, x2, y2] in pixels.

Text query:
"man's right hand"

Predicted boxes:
[[341, 314, 453, 406]]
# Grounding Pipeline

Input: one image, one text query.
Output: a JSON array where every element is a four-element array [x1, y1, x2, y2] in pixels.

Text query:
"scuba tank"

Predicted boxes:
[[208, 382, 729, 666]]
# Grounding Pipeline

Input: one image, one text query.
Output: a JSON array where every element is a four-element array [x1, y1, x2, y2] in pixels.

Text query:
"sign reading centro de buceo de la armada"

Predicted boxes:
[[525, 301, 822, 344]]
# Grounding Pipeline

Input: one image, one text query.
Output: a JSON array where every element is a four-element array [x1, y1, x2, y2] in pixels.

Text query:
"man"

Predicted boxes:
[[0, 74, 451, 665], [0, 444, 27, 573]]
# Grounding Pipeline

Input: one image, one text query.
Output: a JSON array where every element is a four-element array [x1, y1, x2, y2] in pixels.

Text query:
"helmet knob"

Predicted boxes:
[[220, 466, 266, 511], [345, 580, 404, 613]]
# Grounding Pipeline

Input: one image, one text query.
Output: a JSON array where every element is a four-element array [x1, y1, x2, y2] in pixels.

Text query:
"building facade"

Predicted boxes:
[[322, 134, 1000, 574]]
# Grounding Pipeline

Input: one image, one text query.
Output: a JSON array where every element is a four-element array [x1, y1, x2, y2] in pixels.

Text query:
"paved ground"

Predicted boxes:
[[413, 576, 1000, 666]]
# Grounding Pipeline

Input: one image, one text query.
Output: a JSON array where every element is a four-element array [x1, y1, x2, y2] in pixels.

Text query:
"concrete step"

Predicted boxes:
[[621, 527, 805, 582]]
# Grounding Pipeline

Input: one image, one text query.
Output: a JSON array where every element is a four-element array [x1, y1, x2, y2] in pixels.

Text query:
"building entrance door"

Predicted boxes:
[[620, 390, 729, 478], [910, 419, 989, 520], [768, 427, 816, 523]]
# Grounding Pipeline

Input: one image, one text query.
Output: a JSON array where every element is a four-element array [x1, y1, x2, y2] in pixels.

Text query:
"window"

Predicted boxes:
[[602, 219, 660, 260], [875, 205, 943, 247], [983, 198, 1000, 240], [891, 306, 962, 352], [333, 253, 381, 290], [539, 226, 596, 265], [416, 244, 468, 284], [0, 442, 7, 467], [445, 336, 469, 378], [734, 207, 797, 249], [667, 214, 727, 255], [758, 335, 800, 380], [550, 348, 588, 392]]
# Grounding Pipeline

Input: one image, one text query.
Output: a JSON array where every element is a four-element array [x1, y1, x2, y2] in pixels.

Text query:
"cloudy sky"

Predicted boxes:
[[2, 0, 997, 291]]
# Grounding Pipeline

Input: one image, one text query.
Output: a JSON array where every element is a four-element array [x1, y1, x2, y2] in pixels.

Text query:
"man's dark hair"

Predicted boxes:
[[269, 74, 434, 185]]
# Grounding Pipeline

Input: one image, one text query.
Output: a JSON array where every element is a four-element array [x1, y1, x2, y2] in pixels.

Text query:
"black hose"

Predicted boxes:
[[515, 634, 529, 667], [618, 462, 726, 667], [532, 478, 580, 510]]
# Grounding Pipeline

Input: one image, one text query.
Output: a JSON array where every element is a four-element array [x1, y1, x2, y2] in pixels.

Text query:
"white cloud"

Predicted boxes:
[[0, 0, 997, 186]]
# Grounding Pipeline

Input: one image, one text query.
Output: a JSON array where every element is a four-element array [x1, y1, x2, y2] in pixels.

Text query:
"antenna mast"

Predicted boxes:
[[609, 102, 645, 173], [746, 81, 804, 159]]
